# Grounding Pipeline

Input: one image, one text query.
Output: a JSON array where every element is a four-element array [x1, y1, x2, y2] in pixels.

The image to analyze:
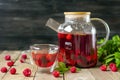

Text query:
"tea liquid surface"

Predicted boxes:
[[32, 51, 57, 67]]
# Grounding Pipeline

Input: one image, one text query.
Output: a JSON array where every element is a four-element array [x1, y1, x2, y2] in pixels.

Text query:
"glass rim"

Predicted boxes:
[[30, 44, 58, 50]]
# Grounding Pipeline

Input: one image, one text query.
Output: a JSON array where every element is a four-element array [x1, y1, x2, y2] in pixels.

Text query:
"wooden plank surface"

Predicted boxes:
[[65, 68, 120, 80], [34, 70, 63, 80], [0, 50, 120, 80], [0, 50, 64, 80], [0, 51, 21, 80], [89, 68, 120, 80], [1, 51, 38, 80], [64, 69, 95, 80]]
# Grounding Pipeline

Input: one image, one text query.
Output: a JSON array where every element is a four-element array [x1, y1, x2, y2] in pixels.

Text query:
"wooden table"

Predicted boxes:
[[0, 50, 120, 80]]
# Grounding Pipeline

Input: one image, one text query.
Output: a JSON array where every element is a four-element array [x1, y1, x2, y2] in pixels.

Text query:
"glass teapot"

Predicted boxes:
[[57, 12, 110, 67]]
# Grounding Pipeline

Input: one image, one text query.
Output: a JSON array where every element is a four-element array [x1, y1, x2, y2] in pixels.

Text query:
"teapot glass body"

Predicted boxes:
[[57, 12, 110, 67]]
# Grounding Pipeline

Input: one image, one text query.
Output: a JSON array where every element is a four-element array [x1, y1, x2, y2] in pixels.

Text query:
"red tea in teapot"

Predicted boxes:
[[58, 32, 97, 67]]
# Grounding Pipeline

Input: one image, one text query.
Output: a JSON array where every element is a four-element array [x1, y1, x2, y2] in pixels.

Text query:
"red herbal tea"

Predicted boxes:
[[32, 51, 57, 67], [58, 32, 97, 67]]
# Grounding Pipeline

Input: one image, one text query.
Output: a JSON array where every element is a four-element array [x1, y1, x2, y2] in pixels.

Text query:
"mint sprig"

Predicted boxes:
[[55, 62, 69, 74], [98, 35, 120, 68], [55, 62, 80, 74]]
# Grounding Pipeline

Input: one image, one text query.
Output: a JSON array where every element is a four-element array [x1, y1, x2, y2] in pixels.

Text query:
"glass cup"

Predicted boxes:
[[29, 44, 59, 73]]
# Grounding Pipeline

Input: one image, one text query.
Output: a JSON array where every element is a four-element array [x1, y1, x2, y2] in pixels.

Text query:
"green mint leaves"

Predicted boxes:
[[55, 62, 80, 74], [55, 62, 69, 74], [98, 35, 120, 68]]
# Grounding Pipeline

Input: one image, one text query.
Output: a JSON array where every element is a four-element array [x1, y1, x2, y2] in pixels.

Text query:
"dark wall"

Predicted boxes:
[[0, 0, 120, 50]]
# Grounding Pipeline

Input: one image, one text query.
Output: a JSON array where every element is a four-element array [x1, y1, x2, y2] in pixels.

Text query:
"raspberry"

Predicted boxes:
[[111, 65, 118, 72], [66, 34, 72, 40], [23, 68, 31, 77], [100, 64, 107, 71], [109, 63, 118, 72], [70, 66, 76, 73], [21, 54, 27, 59], [20, 59, 25, 63], [0, 67, 7, 73], [5, 55, 11, 60], [7, 61, 14, 67], [52, 70, 60, 77], [10, 68, 16, 74], [109, 63, 116, 69]]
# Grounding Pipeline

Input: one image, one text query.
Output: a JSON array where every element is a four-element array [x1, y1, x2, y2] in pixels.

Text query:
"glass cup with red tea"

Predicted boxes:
[[29, 44, 58, 73]]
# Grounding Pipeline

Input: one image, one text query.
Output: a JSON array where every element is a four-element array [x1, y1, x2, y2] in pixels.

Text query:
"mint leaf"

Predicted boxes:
[[118, 48, 120, 52], [105, 57, 114, 65], [97, 39, 105, 45], [58, 62, 66, 69], [55, 62, 81, 74], [104, 54, 114, 60], [115, 52, 120, 59], [112, 35, 120, 41], [76, 67, 81, 71], [55, 62, 69, 74]]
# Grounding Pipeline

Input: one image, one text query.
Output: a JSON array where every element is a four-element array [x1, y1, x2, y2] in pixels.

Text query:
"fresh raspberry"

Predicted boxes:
[[0, 67, 7, 73], [20, 58, 25, 63], [5, 55, 11, 60], [10, 68, 16, 74], [7, 61, 14, 67], [100, 64, 107, 71], [109, 63, 118, 72], [111, 65, 118, 72], [23, 68, 31, 77], [21, 54, 27, 59], [70, 66, 76, 73], [109, 63, 116, 69], [52, 70, 60, 77], [66, 34, 72, 40]]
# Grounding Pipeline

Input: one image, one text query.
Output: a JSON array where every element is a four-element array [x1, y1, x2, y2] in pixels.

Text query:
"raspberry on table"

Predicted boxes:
[[20, 59, 25, 63], [7, 61, 14, 67], [109, 63, 116, 68], [23, 68, 31, 77], [109, 63, 118, 72], [21, 54, 27, 59], [10, 68, 16, 74], [111, 65, 118, 72], [100, 64, 107, 71], [52, 70, 60, 77], [5, 55, 11, 60], [0, 67, 7, 73], [70, 66, 76, 73]]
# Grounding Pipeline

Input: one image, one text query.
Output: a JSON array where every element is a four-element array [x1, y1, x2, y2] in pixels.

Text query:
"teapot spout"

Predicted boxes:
[[46, 18, 60, 32]]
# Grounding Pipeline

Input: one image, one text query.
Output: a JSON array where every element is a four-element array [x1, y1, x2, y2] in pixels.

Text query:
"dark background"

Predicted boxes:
[[0, 0, 120, 50]]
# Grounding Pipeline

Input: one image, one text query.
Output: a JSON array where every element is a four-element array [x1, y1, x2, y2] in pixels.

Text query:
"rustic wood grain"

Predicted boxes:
[[0, 50, 63, 80], [33, 57, 63, 80], [88, 67, 120, 80], [1, 50, 38, 80], [0, 51, 21, 80], [34, 70, 63, 80], [1, 51, 120, 80], [64, 69, 95, 80]]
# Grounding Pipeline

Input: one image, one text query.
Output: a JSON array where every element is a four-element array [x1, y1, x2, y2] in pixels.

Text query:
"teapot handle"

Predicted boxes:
[[91, 18, 110, 48]]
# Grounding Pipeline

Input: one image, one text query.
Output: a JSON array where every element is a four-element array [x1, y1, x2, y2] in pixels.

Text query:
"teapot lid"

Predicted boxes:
[[64, 12, 91, 15]]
